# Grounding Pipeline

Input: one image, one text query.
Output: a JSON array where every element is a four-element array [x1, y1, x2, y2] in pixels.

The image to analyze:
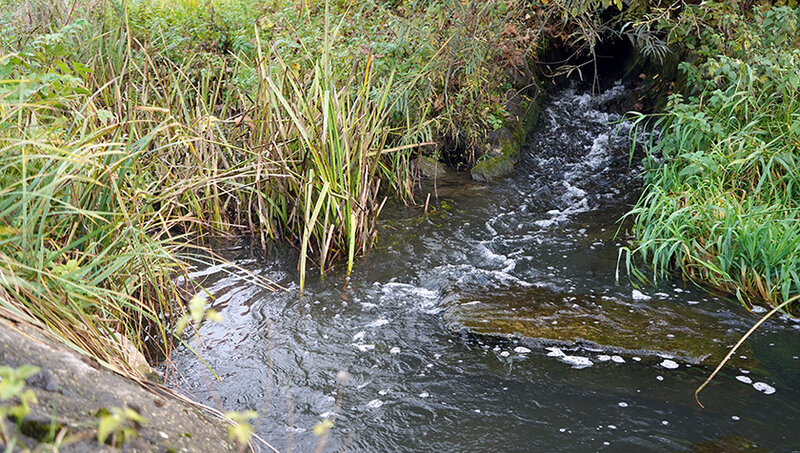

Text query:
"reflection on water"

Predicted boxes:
[[168, 83, 800, 452]]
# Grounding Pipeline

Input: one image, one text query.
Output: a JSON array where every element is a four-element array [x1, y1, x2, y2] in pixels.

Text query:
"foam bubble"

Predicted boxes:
[[561, 355, 593, 369], [736, 375, 752, 384], [753, 382, 776, 395], [660, 359, 679, 369]]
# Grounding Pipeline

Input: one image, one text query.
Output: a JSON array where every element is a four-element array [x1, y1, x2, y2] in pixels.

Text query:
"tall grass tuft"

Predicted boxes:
[[0, 85, 185, 375], [247, 13, 419, 289], [0, 7, 288, 373]]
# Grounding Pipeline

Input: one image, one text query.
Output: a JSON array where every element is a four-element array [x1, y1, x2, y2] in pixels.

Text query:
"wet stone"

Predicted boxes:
[[442, 285, 749, 365]]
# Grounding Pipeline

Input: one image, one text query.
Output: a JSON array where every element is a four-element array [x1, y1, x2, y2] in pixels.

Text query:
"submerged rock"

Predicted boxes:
[[0, 320, 236, 452], [443, 286, 748, 365], [413, 155, 450, 179], [690, 435, 768, 453]]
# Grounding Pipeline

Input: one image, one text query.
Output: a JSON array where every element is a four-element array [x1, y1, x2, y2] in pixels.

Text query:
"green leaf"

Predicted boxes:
[[189, 294, 207, 322], [97, 414, 123, 444], [678, 164, 702, 178], [313, 418, 334, 436], [228, 423, 252, 445]]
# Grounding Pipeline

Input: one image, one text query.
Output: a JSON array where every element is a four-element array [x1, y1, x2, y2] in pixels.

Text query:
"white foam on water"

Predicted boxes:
[[514, 346, 531, 354], [353, 344, 376, 352], [561, 355, 593, 369], [366, 399, 384, 409], [585, 133, 611, 170], [535, 218, 559, 228], [381, 282, 438, 300], [632, 290, 651, 301], [611, 355, 625, 363], [443, 264, 533, 289], [660, 359, 679, 369], [736, 375, 753, 384], [477, 243, 516, 273], [753, 382, 776, 395], [596, 355, 611, 362], [379, 282, 440, 312], [389, 347, 401, 355], [366, 318, 389, 328], [546, 347, 565, 357]]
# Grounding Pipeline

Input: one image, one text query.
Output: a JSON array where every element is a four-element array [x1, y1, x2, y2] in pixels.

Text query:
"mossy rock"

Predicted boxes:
[[414, 155, 450, 179], [691, 435, 768, 453], [470, 151, 518, 182], [470, 90, 544, 182], [442, 285, 752, 365]]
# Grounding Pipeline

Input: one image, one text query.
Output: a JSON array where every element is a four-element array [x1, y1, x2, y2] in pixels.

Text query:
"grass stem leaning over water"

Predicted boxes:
[[695, 294, 800, 407]]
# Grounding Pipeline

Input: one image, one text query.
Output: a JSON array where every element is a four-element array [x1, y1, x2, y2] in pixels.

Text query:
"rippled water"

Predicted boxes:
[[168, 83, 800, 452]]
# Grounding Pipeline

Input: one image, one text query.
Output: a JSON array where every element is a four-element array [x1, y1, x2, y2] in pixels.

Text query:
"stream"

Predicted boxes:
[[168, 82, 800, 452]]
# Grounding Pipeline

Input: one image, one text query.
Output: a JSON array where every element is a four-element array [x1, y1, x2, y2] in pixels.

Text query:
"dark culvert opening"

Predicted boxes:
[[541, 33, 639, 91]]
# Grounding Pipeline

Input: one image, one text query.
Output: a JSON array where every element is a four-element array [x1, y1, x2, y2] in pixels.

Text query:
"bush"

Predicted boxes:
[[623, 5, 800, 311]]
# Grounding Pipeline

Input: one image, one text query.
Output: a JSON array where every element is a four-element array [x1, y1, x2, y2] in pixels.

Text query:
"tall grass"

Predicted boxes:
[[247, 11, 422, 288], [0, 0, 435, 372], [0, 82, 186, 375], [621, 6, 800, 312], [0, 5, 290, 373]]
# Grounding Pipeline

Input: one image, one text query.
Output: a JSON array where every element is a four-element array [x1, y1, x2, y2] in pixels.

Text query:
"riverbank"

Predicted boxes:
[[0, 318, 238, 451]]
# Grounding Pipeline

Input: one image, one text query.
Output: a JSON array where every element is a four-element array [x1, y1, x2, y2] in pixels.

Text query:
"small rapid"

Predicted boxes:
[[167, 83, 800, 452]]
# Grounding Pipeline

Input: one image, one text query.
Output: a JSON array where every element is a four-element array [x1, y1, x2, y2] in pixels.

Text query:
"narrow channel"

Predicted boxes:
[[168, 82, 800, 452]]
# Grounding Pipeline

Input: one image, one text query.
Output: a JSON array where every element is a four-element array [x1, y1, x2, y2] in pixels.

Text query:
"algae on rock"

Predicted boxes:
[[443, 285, 751, 365]]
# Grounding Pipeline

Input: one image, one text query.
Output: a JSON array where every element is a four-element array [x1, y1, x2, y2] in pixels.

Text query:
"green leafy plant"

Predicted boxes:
[[0, 365, 40, 447], [96, 406, 147, 447], [224, 410, 257, 450], [621, 5, 800, 312]]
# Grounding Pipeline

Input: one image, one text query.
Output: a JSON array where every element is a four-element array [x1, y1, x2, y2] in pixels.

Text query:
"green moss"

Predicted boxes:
[[470, 93, 544, 182], [443, 286, 752, 365], [19, 418, 64, 443]]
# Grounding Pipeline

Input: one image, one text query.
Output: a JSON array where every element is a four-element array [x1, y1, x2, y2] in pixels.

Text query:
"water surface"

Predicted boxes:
[[168, 83, 800, 452]]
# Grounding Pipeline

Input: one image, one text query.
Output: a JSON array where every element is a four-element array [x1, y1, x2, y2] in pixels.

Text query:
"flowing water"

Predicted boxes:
[[168, 83, 800, 452]]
